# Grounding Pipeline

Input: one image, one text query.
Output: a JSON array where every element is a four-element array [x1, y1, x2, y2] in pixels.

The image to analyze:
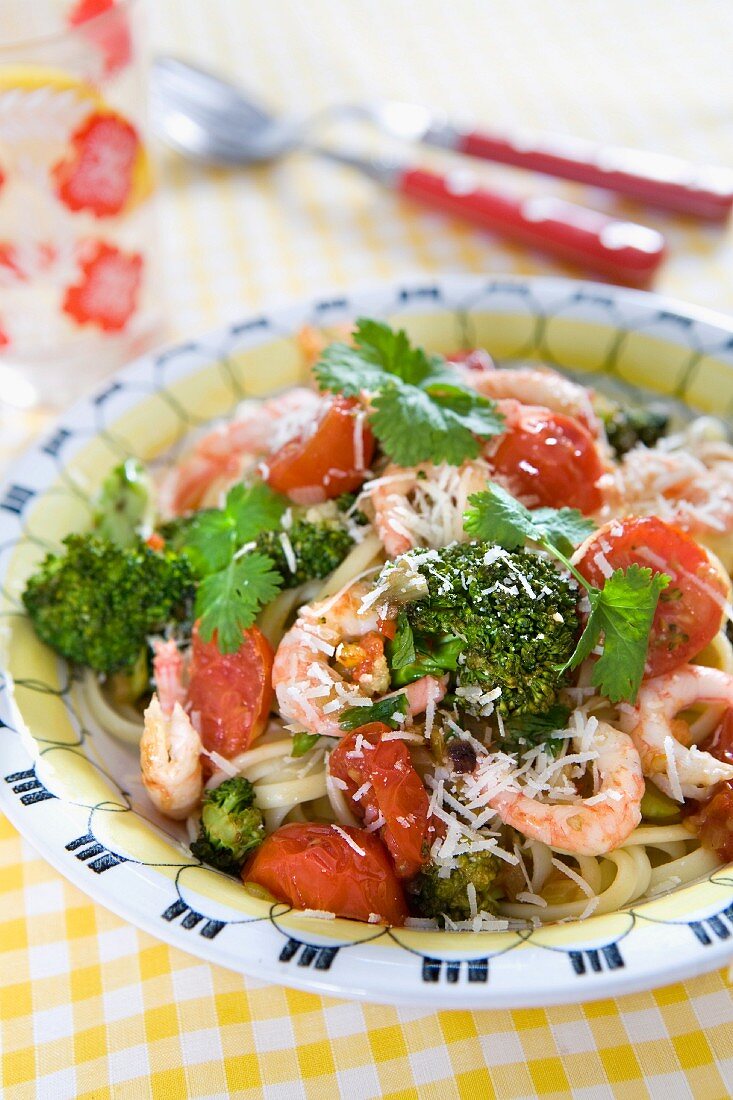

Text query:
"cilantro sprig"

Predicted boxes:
[[195, 553, 282, 653], [313, 319, 505, 466], [464, 485, 670, 704], [181, 483, 287, 653], [183, 482, 286, 574]]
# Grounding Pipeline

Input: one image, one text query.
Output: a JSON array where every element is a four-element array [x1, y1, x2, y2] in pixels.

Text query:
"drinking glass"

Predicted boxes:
[[0, 0, 161, 411]]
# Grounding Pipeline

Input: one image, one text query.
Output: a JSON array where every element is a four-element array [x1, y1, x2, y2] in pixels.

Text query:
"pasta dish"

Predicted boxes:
[[22, 321, 733, 931]]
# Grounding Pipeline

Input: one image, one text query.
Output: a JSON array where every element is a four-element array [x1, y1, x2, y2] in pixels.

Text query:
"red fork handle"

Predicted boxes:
[[398, 167, 666, 288], [457, 130, 733, 221]]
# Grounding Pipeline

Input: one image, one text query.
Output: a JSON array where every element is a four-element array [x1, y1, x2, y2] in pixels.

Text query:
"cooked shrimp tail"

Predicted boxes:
[[475, 721, 644, 856], [140, 639, 203, 820]]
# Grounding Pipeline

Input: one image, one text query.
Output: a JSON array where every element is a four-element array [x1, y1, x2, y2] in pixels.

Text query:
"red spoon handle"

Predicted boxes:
[[398, 167, 666, 287], [457, 130, 733, 221]]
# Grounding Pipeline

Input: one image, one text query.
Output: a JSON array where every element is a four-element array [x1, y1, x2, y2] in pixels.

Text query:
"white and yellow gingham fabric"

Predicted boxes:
[[3, 1, 733, 1095]]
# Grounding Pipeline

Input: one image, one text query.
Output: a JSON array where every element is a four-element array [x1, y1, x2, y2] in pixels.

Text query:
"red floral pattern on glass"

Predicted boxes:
[[67, 0, 132, 76], [63, 241, 143, 332], [53, 112, 140, 218]]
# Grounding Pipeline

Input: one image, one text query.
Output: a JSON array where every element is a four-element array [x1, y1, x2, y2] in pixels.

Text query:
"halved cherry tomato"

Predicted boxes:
[[188, 622, 274, 758], [243, 822, 408, 925], [576, 516, 728, 677], [329, 725, 434, 878], [490, 404, 605, 514], [265, 395, 374, 503]]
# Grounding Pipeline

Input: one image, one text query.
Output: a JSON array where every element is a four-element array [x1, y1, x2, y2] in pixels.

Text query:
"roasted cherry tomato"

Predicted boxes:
[[329, 725, 434, 878], [490, 404, 605, 514], [265, 395, 374, 504], [243, 822, 408, 925], [686, 782, 733, 862], [188, 622, 274, 758], [576, 516, 728, 677]]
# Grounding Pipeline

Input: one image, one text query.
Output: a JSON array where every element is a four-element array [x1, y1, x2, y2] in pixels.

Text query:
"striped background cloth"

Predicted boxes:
[[2, 0, 733, 1095]]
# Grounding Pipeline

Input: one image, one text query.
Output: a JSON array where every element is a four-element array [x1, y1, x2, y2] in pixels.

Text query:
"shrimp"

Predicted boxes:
[[140, 640, 203, 820], [460, 365, 600, 436], [478, 722, 644, 857], [272, 580, 447, 735], [160, 387, 322, 515], [366, 458, 492, 558], [627, 665, 733, 801]]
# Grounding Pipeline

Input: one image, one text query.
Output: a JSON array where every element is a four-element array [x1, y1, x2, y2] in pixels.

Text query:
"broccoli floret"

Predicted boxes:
[[401, 543, 578, 717], [253, 516, 353, 587], [409, 852, 503, 924], [335, 492, 369, 526], [22, 534, 194, 674], [94, 458, 153, 548], [597, 399, 669, 458], [190, 777, 265, 873]]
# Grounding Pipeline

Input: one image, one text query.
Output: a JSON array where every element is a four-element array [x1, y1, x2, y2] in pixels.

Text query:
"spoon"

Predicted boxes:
[[150, 56, 666, 287]]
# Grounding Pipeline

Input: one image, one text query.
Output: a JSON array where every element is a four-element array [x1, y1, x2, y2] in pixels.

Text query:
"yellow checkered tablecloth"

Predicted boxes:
[[2, 0, 733, 1096]]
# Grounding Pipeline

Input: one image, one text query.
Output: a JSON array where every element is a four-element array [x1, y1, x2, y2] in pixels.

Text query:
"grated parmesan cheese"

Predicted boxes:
[[279, 531, 297, 575], [331, 824, 366, 856]]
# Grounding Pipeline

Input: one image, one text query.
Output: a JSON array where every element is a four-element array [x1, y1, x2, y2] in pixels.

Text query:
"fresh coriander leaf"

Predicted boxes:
[[339, 692, 408, 731], [314, 320, 504, 466], [291, 732, 321, 757], [185, 509, 237, 573], [464, 485, 594, 556], [312, 341, 385, 397], [183, 483, 287, 575], [371, 382, 500, 466], [314, 319, 443, 394], [530, 507, 596, 556], [390, 612, 416, 670], [565, 565, 670, 703], [195, 552, 282, 653], [590, 565, 670, 704], [464, 485, 538, 549], [226, 482, 287, 543], [354, 318, 439, 384]]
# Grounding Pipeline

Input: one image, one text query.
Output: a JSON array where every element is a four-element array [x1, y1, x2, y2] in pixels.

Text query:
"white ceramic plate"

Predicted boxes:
[[2, 274, 732, 1007]]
